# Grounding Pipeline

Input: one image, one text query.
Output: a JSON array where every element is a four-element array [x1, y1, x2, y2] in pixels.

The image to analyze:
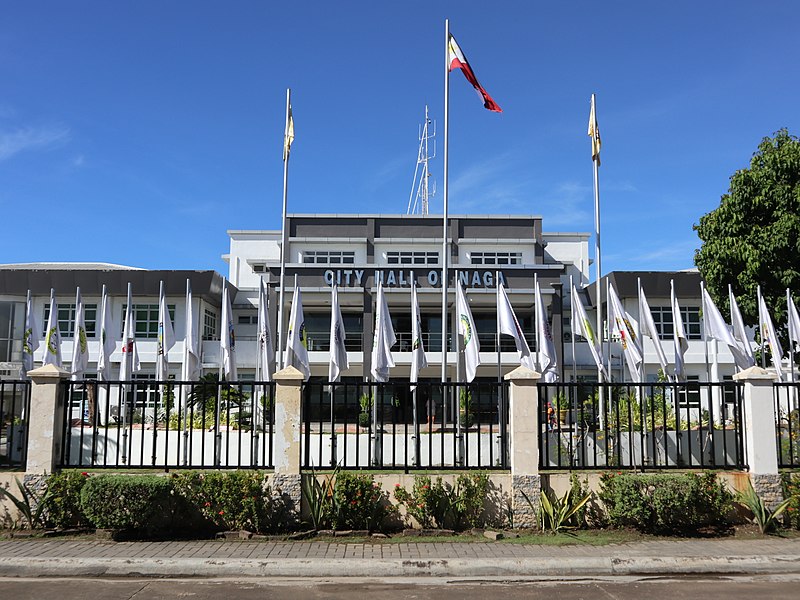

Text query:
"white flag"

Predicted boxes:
[[182, 279, 201, 381], [70, 288, 89, 378], [371, 280, 396, 382], [497, 281, 535, 371], [758, 288, 783, 380], [156, 282, 176, 382], [329, 283, 348, 383], [671, 281, 688, 381], [638, 285, 670, 377], [571, 283, 608, 379], [21, 290, 39, 376], [608, 283, 642, 382], [457, 281, 481, 382], [410, 278, 428, 390], [702, 286, 751, 372], [788, 290, 800, 382], [729, 285, 755, 370], [257, 278, 275, 381], [42, 288, 62, 368], [535, 277, 558, 382], [97, 285, 116, 382], [220, 283, 237, 381], [119, 284, 141, 380], [285, 282, 310, 380]]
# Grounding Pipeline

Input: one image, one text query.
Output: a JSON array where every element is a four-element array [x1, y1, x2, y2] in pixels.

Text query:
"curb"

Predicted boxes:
[[0, 555, 799, 578]]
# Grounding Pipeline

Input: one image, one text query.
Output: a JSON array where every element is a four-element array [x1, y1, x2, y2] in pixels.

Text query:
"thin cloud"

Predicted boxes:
[[0, 126, 70, 161]]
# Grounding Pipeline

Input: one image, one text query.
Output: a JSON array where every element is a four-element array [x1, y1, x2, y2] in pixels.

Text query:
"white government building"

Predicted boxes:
[[0, 213, 741, 393]]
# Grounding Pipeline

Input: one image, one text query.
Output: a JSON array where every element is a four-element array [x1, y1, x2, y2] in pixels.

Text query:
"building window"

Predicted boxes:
[[252, 263, 266, 273], [470, 251, 522, 265], [0, 301, 18, 363], [238, 314, 257, 325], [120, 304, 176, 339], [386, 251, 438, 265], [203, 308, 217, 340], [650, 306, 702, 340], [678, 375, 701, 409], [44, 303, 98, 339], [303, 250, 355, 265]]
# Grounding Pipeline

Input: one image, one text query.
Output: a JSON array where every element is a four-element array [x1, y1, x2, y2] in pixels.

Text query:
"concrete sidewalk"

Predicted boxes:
[[0, 537, 799, 578]]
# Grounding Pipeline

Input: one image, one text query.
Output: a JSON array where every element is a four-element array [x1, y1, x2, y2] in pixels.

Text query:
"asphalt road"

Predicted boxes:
[[1, 576, 799, 599]]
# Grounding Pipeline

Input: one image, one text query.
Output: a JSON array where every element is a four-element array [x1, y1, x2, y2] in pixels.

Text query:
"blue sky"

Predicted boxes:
[[1, 1, 798, 276]]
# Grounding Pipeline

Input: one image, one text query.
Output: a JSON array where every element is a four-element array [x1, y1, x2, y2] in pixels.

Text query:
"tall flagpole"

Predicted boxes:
[[590, 93, 606, 433], [788, 289, 796, 383], [277, 88, 292, 369], [441, 19, 450, 387]]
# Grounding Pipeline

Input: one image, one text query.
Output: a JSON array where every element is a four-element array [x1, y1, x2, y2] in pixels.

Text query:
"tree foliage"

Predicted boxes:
[[694, 129, 800, 342]]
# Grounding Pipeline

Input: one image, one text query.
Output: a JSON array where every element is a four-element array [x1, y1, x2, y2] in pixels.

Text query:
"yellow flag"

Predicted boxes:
[[588, 95, 601, 165], [283, 106, 294, 161]]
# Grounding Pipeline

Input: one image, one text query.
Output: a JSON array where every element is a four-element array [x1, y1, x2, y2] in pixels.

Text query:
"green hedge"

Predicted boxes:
[[79, 475, 178, 534], [598, 472, 733, 534], [41, 471, 91, 529]]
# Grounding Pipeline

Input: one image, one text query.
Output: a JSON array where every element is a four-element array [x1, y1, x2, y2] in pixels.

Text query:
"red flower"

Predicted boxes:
[[204, 502, 211, 507], [81, 472, 89, 477], [218, 510, 225, 515]]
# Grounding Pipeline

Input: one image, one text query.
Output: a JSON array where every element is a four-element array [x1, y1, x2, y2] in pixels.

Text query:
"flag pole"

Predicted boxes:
[[277, 87, 292, 370], [788, 289, 796, 383], [590, 93, 603, 387], [637, 277, 645, 383], [570, 275, 577, 384], [496, 270, 502, 383], [441, 19, 450, 388], [757, 285, 765, 369], [700, 281, 712, 384]]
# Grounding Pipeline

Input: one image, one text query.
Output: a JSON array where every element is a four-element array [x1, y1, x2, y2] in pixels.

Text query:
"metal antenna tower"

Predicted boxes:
[[407, 105, 436, 215]]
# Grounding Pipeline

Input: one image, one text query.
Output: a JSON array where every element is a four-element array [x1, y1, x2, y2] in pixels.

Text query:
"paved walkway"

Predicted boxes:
[[0, 537, 799, 578]]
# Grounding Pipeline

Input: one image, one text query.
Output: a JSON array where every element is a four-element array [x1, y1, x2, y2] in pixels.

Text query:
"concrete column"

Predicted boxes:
[[505, 365, 541, 528], [270, 365, 304, 516], [25, 364, 70, 474], [734, 366, 784, 509]]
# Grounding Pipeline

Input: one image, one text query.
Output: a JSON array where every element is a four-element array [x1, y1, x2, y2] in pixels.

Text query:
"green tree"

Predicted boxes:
[[694, 129, 800, 348]]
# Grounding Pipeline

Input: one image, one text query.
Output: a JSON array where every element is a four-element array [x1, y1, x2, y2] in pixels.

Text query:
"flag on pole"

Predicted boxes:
[[329, 283, 348, 383], [671, 281, 688, 381], [285, 281, 310, 380], [638, 285, 670, 377], [70, 287, 89, 379], [728, 285, 755, 370], [257, 278, 275, 381], [588, 94, 601, 165], [97, 285, 116, 382], [447, 33, 502, 112], [156, 281, 176, 382], [758, 288, 783, 380], [283, 105, 294, 161], [608, 283, 642, 382], [456, 281, 481, 382], [702, 286, 751, 372], [497, 281, 535, 371], [571, 283, 609, 379], [182, 279, 201, 381], [788, 289, 800, 354], [220, 283, 237, 381], [43, 288, 62, 368], [371, 281, 396, 382], [535, 277, 558, 382], [119, 284, 141, 380], [410, 277, 428, 390], [21, 290, 39, 376]]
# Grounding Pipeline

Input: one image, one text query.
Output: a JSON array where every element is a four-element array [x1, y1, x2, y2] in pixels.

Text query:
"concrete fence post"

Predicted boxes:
[[504, 365, 542, 529], [733, 366, 784, 509], [270, 365, 304, 515], [25, 364, 70, 475]]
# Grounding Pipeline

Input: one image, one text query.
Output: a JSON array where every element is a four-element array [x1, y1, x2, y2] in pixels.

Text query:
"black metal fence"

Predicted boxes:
[[58, 379, 275, 470], [775, 382, 800, 469], [301, 380, 508, 471], [538, 381, 747, 470], [0, 380, 30, 470]]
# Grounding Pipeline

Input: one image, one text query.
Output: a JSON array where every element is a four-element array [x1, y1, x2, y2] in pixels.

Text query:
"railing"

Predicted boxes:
[[301, 380, 508, 471], [58, 379, 275, 470], [775, 382, 800, 469], [0, 380, 30, 470], [538, 381, 746, 470]]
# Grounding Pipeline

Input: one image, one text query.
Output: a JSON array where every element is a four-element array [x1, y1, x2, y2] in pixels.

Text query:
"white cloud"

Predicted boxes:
[[0, 126, 70, 161]]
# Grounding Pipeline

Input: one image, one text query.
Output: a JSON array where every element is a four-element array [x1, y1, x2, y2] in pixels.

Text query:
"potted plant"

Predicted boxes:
[[358, 393, 373, 429]]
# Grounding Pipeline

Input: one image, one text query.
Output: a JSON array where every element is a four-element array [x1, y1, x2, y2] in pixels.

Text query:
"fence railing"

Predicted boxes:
[[538, 381, 747, 470], [0, 380, 30, 470], [58, 379, 275, 470], [301, 380, 508, 471], [775, 382, 800, 469]]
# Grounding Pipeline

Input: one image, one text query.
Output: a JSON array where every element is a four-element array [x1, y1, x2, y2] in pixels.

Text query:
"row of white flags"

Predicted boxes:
[[21, 279, 800, 383]]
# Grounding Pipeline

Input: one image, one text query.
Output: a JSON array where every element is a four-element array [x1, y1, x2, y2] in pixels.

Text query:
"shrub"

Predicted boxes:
[[394, 476, 450, 529], [598, 472, 733, 534], [79, 475, 177, 534], [328, 472, 392, 532], [172, 471, 281, 534], [41, 471, 91, 529], [783, 473, 800, 530], [393, 473, 489, 531]]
